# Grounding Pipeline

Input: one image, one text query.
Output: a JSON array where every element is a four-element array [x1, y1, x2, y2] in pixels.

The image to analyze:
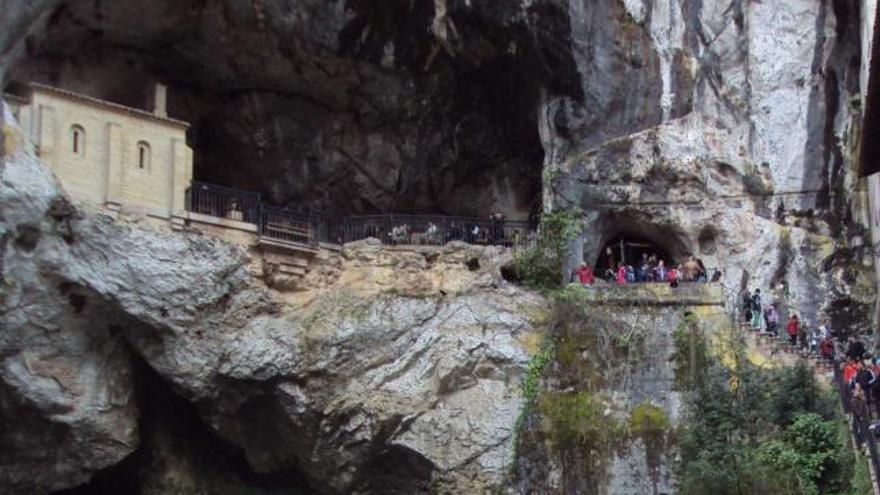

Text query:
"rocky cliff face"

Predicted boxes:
[[511, 285, 729, 495], [4, 0, 871, 323], [1, 111, 548, 493], [3, 0, 573, 219], [547, 0, 875, 335], [2, 0, 877, 493]]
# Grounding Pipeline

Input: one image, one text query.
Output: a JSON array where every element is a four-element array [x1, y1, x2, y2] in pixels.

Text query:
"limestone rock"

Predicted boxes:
[[1, 110, 141, 493], [0, 0, 876, 493], [1, 107, 548, 493]]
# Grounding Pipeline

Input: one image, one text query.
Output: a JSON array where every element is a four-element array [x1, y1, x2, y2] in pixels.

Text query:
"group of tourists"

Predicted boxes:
[[743, 289, 878, 450], [386, 214, 516, 245], [371, 213, 519, 246], [741, 288, 836, 360], [841, 337, 880, 448], [571, 253, 722, 287]]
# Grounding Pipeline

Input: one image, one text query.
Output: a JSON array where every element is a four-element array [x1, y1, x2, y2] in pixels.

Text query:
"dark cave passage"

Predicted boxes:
[[594, 234, 675, 277], [584, 212, 693, 280], [52, 354, 318, 495], [2, 0, 583, 222]]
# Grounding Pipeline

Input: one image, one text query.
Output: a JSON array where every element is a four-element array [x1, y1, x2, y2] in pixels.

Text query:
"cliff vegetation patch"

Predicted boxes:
[[673, 321, 867, 495], [513, 209, 583, 290]]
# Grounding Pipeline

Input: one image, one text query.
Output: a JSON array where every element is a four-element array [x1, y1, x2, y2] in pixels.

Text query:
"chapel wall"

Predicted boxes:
[[10, 85, 192, 219]]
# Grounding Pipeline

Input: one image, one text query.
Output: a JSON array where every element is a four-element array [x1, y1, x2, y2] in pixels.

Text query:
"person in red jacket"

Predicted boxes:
[[844, 359, 859, 388], [786, 314, 799, 346], [667, 265, 679, 288], [616, 262, 627, 285], [573, 262, 595, 285]]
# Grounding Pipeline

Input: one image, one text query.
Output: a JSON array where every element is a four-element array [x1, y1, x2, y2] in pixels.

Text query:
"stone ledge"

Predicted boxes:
[[573, 282, 726, 306], [186, 212, 258, 233]]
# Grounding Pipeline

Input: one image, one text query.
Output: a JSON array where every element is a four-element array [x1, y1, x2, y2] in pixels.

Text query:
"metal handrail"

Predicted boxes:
[[833, 362, 880, 489], [185, 181, 262, 224], [261, 206, 314, 246], [183, 181, 537, 248]]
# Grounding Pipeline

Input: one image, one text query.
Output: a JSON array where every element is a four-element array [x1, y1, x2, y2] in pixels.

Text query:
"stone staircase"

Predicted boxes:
[[737, 321, 880, 494], [737, 321, 833, 375]]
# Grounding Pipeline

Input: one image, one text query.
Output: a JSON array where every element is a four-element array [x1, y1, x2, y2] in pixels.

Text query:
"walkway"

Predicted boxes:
[[734, 318, 880, 494], [185, 181, 535, 249]]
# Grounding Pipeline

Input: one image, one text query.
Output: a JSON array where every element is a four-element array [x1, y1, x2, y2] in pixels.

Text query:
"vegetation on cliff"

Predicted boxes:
[[673, 323, 870, 495], [508, 284, 670, 491], [514, 209, 582, 290]]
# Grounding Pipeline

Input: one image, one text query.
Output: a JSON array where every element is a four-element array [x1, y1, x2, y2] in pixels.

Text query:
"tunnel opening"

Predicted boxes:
[[594, 234, 676, 280], [584, 212, 693, 282]]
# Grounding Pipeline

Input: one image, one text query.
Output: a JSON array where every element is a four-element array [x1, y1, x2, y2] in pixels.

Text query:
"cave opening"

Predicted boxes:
[[3, 0, 570, 223], [593, 234, 676, 278], [52, 352, 319, 495], [585, 213, 692, 280]]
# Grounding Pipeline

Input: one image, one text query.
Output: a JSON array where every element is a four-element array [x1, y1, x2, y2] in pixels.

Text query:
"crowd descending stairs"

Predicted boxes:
[[735, 320, 880, 494]]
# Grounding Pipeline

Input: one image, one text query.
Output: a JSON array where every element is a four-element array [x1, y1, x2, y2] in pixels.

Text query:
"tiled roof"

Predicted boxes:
[[26, 83, 190, 129], [2, 92, 28, 104]]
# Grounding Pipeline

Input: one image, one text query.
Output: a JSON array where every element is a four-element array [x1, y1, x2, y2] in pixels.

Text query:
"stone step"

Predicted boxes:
[[263, 252, 310, 267], [278, 264, 306, 276]]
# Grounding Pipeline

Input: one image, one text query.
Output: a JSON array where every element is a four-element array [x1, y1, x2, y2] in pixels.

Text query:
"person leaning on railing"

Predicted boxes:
[[425, 222, 439, 244], [490, 213, 504, 245], [225, 199, 244, 221], [855, 360, 877, 412], [871, 358, 880, 417], [682, 255, 700, 282], [819, 337, 835, 364], [785, 314, 799, 346]]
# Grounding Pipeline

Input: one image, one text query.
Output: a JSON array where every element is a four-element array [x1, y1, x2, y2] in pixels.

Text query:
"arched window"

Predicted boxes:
[[136, 141, 151, 171], [70, 125, 85, 156]]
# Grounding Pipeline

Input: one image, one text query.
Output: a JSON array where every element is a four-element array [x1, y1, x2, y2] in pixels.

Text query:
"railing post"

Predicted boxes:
[[258, 195, 265, 236], [388, 214, 394, 245]]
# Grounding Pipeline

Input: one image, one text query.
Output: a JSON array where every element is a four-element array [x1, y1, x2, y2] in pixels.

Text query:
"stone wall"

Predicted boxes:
[[512, 283, 730, 494]]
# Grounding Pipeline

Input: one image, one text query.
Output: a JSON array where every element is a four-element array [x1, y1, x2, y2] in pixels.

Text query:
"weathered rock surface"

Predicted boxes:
[[1, 0, 878, 493], [511, 284, 729, 495], [1, 110, 547, 494], [548, 0, 875, 337], [3, 0, 570, 219]]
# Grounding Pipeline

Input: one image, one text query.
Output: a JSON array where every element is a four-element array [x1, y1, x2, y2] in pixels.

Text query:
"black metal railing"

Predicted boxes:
[[720, 274, 880, 488], [184, 182, 536, 248], [832, 362, 880, 482], [339, 215, 534, 247], [186, 181, 262, 224], [262, 206, 314, 245]]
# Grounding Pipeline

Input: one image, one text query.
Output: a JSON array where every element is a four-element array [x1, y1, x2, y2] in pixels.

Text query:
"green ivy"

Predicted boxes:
[[509, 340, 555, 464], [514, 209, 583, 290], [629, 403, 670, 481], [542, 167, 562, 187], [537, 391, 625, 458], [522, 342, 554, 403]]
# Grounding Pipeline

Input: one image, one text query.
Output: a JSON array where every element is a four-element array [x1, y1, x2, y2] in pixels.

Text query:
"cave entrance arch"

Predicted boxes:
[[584, 213, 692, 280]]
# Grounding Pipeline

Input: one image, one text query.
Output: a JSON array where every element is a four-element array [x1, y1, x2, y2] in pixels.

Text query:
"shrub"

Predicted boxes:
[[514, 209, 582, 290], [675, 331, 861, 495], [537, 391, 623, 455]]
